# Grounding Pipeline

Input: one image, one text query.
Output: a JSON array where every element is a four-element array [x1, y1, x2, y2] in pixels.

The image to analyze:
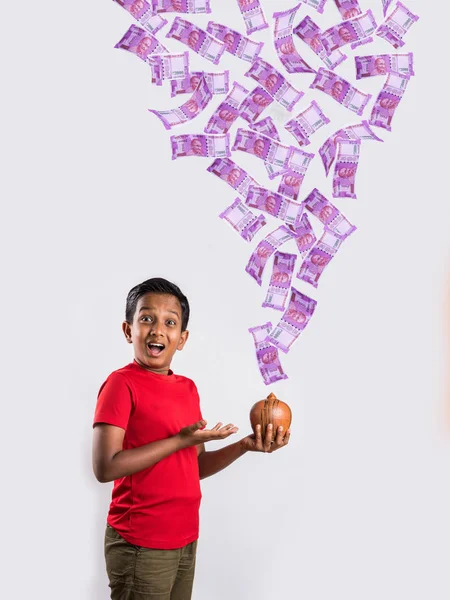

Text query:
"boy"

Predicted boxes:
[[92, 277, 290, 600]]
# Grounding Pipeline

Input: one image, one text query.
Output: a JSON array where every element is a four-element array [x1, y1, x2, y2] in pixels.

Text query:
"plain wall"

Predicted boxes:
[[2, 1, 449, 598]]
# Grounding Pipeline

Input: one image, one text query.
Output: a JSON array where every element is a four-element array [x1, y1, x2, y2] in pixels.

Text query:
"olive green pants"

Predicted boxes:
[[104, 524, 198, 600]]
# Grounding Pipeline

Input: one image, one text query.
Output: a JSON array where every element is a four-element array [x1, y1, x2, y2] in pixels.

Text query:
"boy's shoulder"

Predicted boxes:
[[103, 362, 134, 383], [111, 363, 135, 377]]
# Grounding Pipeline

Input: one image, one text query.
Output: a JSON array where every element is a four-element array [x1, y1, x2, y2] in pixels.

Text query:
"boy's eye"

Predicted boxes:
[[167, 320, 176, 326], [141, 316, 153, 322]]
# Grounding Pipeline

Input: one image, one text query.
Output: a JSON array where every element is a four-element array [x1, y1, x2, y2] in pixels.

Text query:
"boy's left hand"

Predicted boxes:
[[240, 424, 290, 454]]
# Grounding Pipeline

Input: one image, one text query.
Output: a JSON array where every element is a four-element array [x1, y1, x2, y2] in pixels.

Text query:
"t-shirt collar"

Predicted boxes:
[[132, 359, 175, 379]]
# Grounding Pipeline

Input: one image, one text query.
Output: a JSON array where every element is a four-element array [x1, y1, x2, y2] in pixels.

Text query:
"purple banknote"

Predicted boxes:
[[284, 101, 330, 147], [206, 22, 263, 62], [207, 158, 260, 198], [332, 140, 360, 199], [303, 188, 356, 239], [279, 147, 315, 183], [277, 171, 304, 201], [239, 87, 273, 124], [298, 0, 327, 13], [233, 128, 294, 171], [289, 212, 316, 256], [248, 322, 288, 386], [245, 57, 304, 112], [369, 72, 410, 131], [355, 52, 414, 79], [382, 0, 394, 17], [148, 51, 189, 85], [115, 24, 169, 63], [267, 148, 314, 199], [262, 252, 297, 312], [171, 70, 229, 96], [246, 185, 304, 228], [151, 0, 211, 13], [171, 133, 230, 159], [297, 228, 352, 288], [247, 118, 285, 179], [332, 0, 362, 19], [310, 68, 372, 115], [376, 1, 419, 49], [273, 4, 316, 74], [204, 81, 249, 134], [112, 1, 168, 34], [319, 121, 383, 175], [245, 226, 296, 286], [148, 74, 212, 129], [321, 10, 377, 53], [219, 198, 267, 242], [250, 117, 281, 141], [166, 16, 226, 64], [294, 16, 347, 71], [265, 288, 317, 354], [235, 0, 269, 34], [263, 147, 310, 181], [350, 36, 374, 50]]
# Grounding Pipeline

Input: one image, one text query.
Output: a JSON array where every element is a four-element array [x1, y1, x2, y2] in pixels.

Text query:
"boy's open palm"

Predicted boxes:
[[179, 420, 238, 446]]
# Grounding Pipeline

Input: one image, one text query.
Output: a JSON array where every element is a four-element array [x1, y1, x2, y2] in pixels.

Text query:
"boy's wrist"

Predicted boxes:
[[238, 438, 249, 454], [174, 433, 193, 451]]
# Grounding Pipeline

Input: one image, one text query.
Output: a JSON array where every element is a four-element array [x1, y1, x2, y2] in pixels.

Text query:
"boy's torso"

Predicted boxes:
[[96, 362, 203, 549]]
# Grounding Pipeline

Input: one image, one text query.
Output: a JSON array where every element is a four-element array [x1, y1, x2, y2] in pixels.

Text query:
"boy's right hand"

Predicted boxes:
[[178, 420, 238, 448]]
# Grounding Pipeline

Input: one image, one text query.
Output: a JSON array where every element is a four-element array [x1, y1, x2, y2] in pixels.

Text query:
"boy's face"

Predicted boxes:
[[122, 293, 189, 375]]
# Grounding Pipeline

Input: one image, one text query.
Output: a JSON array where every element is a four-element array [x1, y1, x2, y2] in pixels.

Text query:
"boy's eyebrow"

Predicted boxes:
[[138, 306, 181, 318]]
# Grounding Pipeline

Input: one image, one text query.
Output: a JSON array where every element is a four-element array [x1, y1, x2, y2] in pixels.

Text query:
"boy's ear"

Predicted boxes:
[[177, 329, 189, 351], [122, 321, 133, 344]]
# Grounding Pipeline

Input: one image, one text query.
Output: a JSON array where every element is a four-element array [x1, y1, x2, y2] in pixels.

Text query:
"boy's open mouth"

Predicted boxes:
[[147, 343, 165, 357]]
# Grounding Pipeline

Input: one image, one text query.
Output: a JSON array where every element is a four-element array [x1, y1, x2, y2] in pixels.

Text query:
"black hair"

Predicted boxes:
[[125, 277, 190, 331]]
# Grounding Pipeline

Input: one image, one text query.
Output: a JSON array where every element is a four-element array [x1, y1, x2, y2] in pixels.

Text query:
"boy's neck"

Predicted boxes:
[[134, 358, 172, 376]]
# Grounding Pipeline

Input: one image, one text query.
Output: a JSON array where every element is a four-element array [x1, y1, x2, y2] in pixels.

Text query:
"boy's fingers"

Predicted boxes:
[[218, 424, 238, 437], [220, 423, 235, 431], [255, 424, 262, 448], [264, 424, 273, 452], [274, 426, 284, 446], [194, 420, 207, 431]]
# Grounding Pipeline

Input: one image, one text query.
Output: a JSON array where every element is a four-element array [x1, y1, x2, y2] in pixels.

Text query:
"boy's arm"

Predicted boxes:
[[93, 423, 188, 483], [93, 420, 239, 483], [197, 440, 248, 480]]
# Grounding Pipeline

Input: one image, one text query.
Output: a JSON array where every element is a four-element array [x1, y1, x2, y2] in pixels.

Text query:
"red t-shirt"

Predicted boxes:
[[93, 361, 203, 550]]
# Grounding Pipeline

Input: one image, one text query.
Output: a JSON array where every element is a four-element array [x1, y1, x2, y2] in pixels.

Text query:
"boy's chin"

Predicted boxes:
[[139, 352, 174, 370], [144, 354, 165, 365]]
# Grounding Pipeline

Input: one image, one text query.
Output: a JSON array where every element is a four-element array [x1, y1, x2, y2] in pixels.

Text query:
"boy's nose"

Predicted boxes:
[[150, 323, 163, 335]]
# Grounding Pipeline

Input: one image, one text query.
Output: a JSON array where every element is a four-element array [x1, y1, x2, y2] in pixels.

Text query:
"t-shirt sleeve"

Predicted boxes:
[[191, 380, 203, 422], [93, 372, 133, 430]]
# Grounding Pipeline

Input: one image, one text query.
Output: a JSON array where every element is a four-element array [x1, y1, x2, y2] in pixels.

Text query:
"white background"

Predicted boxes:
[[2, 1, 450, 598]]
